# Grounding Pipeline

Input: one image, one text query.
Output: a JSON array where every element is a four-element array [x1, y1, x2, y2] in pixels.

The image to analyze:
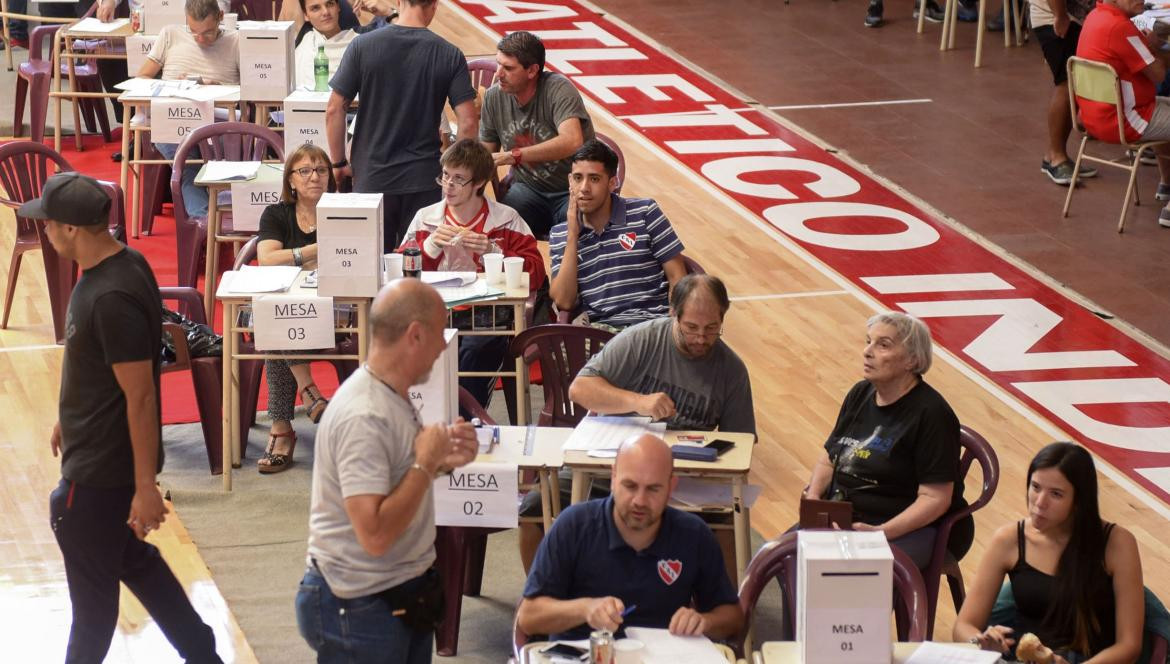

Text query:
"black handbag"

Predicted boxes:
[[161, 306, 223, 360]]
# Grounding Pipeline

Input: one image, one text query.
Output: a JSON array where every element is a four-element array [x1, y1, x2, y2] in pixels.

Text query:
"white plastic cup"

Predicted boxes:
[[614, 639, 644, 664], [482, 253, 504, 285], [503, 256, 523, 289], [383, 253, 403, 280], [223, 12, 237, 30]]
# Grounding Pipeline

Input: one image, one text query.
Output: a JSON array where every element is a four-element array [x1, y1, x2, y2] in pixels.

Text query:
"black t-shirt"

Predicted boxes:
[[59, 247, 163, 488], [258, 202, 316, 250], [822, 379, 962, 524], [330, 24, 475, 194]]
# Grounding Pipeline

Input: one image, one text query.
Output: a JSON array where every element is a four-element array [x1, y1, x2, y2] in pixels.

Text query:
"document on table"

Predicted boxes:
[[422, 271, 477, 287], [435, 280, 503, 306], [202, 161, 261, 182], [176, 84, 240, 101], [671, 477, 762, 508], [69, 17, 129, 32], [562, 415, 666, 452], [223, 265, 301, 293], [903, 642, 1003, 664], [623, 627, 726, 664], [115, 78, 196, 97]]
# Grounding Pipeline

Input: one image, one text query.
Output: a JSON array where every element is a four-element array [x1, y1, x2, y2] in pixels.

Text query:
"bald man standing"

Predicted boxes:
[[296, 279, 479, 663], [517, 435, 743, 642]]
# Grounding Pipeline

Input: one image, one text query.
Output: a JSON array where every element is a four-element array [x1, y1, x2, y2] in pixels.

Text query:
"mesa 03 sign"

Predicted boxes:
[[448, 0, 1170, 507]]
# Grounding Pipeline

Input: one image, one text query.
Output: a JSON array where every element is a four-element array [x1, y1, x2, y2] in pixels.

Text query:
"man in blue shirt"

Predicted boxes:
[[517, 434, 743, 641], [548, 139, 687, 330]]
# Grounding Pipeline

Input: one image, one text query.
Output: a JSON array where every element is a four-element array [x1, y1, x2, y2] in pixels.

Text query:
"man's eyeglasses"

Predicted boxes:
[[293, 166, 330, 178], [435, 173, 473, 188], [185, 25, 221, 39], [679, 323, 723, 339]]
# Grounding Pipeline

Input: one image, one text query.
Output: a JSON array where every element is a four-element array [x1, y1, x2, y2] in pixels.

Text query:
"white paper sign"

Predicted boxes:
[[409, 329, 458, 424], [433, 462, 519, 528], [149, 98, 213, 144], [251, 294, 334, 350], [126, 35, 157, 79], [144, 0, 185, 35], [230, 179, 282, 232]]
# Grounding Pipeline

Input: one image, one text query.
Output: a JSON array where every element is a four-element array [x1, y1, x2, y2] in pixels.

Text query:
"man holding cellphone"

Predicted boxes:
[[518, 435, 743, 642]]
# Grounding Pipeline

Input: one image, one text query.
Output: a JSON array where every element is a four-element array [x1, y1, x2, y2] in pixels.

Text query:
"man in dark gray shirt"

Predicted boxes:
[[327, 0, 477, 249], [570, 274, 756, 434], [479, 30, 594, 238]]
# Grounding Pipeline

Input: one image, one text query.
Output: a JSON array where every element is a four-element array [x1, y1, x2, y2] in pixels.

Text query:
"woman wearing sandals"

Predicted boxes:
[[254, 144, 335, 473], [953, 442, 1144, 663]]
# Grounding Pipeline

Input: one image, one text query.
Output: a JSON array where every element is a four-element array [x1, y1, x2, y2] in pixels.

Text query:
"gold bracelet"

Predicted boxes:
[[409, 463, 433, 479]]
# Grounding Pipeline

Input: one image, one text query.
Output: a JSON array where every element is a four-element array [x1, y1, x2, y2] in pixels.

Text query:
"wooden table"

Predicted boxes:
[[0, 0, 74, 72], [758, 641, 983, 663], [214, 269, 370, 490], [52, 20, 134, 152], [522, 640, 737, 664], [116, 88, 241, 238], [194, 161, 283, 322], [565, 430, 757, 584], [447, 272, 532, 425]]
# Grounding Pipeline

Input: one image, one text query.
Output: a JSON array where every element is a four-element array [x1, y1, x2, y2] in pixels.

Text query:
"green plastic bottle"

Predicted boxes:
[[313, 46, 329, 92]]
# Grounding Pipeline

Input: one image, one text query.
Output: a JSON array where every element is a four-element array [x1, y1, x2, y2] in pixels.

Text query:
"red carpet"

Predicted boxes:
[[39, 133, 341, 425]]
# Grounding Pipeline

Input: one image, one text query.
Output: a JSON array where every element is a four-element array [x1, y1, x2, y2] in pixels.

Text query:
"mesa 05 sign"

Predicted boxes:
[[448, 0, 1170, 506]]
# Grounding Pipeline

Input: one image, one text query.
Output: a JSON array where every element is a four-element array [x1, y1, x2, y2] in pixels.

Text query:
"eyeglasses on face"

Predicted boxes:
[[678, 322, 723, 339], [185, 25, 220, 39], [293, 166, 330, 178], [435, 173, 472, 188]]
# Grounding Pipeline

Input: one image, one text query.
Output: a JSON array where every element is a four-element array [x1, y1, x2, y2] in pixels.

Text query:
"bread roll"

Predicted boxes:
[[1016, 633, 1054, 664]]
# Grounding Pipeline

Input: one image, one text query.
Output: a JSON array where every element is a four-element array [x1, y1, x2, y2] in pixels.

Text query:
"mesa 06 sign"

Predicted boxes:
[[447, 0, 1170, 506]]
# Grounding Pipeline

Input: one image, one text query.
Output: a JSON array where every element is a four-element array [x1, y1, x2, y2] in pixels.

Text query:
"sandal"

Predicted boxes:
[[258, 430, 297, 474], [301, 384, 329, 424]]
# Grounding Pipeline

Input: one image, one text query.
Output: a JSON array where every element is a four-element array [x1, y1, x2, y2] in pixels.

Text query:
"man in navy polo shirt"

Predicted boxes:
[[548, 139, 688, 330], [517, 434, 743, 641]]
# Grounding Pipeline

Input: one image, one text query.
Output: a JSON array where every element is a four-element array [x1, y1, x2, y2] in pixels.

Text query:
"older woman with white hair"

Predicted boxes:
[[801, 311, 971, 568]]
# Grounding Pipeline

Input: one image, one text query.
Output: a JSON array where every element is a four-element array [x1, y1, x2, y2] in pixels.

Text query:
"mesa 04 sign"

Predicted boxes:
[[447, 0, 1170, 506]]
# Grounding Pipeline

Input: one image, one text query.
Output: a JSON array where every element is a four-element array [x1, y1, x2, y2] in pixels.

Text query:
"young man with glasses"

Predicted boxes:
[[136, 0, 240, 217], [549, 139, 687, 332], [398, 139, 546, 412]]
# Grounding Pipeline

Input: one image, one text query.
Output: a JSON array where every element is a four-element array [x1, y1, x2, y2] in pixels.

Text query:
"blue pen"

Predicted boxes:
[[620, 604, 636, 618]]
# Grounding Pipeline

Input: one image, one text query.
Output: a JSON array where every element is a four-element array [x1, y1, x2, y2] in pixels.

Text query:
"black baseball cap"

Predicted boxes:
[[18, 171, 111, 226]]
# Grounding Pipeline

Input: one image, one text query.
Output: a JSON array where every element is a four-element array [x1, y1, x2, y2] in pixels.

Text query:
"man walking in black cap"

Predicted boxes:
[[22, 172, 221, 664]]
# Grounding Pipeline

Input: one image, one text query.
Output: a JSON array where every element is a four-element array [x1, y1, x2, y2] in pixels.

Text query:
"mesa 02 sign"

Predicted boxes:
[[448, 0, 1170, 506]]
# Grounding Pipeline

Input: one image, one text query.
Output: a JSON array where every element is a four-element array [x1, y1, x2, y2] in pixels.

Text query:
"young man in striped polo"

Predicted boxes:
[[548, 139, 688, 332]]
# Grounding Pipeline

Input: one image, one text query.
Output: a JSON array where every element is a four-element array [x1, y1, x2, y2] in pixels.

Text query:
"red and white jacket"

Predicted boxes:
[[399, 198, 547, 291]]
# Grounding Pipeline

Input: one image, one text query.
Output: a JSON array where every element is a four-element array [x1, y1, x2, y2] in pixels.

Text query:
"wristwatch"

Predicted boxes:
[[292, 247, 303, 267], [510, 147, 523, 165], [331, 158, 348, 169]]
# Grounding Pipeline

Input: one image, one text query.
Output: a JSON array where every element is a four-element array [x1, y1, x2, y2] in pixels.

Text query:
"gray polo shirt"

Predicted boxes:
[[307, 367, 436, 598]]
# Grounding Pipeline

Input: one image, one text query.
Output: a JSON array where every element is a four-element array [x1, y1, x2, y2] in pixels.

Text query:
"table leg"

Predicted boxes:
[[549, 469, 562, 516], [2, 0, 13, 73], [513, 301, 529, 425], [538, 470, 553, 532], [131, 124, 143, 240], [732, 478, 749, 586], [357, 301, 368, 361], [570, 469, 588, 504], [222, 302, 235, 491], [52, 30, 61, 152], [66, 47, 81, 152], [120, 104, 133, 237], [204, 191, 219, 322]]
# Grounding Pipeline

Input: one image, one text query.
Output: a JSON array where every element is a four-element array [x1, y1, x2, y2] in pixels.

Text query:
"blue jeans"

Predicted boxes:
[[499, 180, 569, 238], [155, 141, 208, 218], [49, 479, 221, 664], [295, 566, 433, 664]]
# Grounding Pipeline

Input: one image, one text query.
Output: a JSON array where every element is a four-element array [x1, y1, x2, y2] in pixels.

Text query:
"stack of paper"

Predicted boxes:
[[903, 642, 1003, 664], [69, 17, 130, 33], [671, 477, 762, 509], [422, 271, 477, 287], [202, 161, 261, 182], [562, 415, 667, 453], [435, 280, 503, 306], [624, 627, 726, 664], [223, 265, 301, 294]]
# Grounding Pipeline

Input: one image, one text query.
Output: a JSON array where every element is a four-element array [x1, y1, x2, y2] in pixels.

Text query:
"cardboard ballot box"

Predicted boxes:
[[283, 89, 330, 153], [797, 530, 893, 664], [126, 35, 157, 78], [144, 0, 185, 35], [316, 192, 384, 297], [410, 329, 458, 425], [238, 21, 295, 102]]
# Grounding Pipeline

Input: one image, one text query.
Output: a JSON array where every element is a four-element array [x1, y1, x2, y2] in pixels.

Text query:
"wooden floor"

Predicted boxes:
[[3, 3, 1170, 662]]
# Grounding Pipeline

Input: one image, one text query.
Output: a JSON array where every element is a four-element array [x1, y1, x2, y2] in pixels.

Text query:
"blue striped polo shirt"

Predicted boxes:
[[549, 195, 684, 328]]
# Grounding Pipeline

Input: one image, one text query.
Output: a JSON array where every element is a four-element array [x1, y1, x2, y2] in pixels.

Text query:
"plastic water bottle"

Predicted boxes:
[[314, 46, 329, 92], [402, 238, 423, 279]]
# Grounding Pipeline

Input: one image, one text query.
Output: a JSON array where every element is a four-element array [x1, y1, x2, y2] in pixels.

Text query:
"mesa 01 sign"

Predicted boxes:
[[448, 0, 1170, 507]]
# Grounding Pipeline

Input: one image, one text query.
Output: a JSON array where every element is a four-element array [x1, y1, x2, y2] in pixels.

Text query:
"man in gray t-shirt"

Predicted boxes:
[[479, 31, 594, 238], [296, 279, 479, 663], [570, 274, 755, 434]]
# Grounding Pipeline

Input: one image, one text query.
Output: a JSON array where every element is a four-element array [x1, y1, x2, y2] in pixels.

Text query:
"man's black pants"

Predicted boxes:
[[49, 478, 221, 664]]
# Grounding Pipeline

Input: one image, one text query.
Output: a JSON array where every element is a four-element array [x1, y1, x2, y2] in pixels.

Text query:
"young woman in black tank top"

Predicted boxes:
[[953, 443, 1143, 663]]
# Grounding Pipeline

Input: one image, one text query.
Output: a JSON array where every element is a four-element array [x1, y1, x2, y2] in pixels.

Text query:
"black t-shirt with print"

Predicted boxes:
[[59, 247, 162, 488], [822, 379, 962, 524]]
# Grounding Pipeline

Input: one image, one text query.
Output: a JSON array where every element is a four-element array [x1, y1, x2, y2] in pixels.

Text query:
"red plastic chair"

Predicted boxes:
[[170, 122, 284, 292], [138, 137, 172, 237], [14, 19, 109, 144], [733, 532, 929, 656], [160, 286, 225, 473], [0, 141, 74, 341], [920, 425, 1000, 638], [467, 57, 497, 92], [507, 323, 615, 427]]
